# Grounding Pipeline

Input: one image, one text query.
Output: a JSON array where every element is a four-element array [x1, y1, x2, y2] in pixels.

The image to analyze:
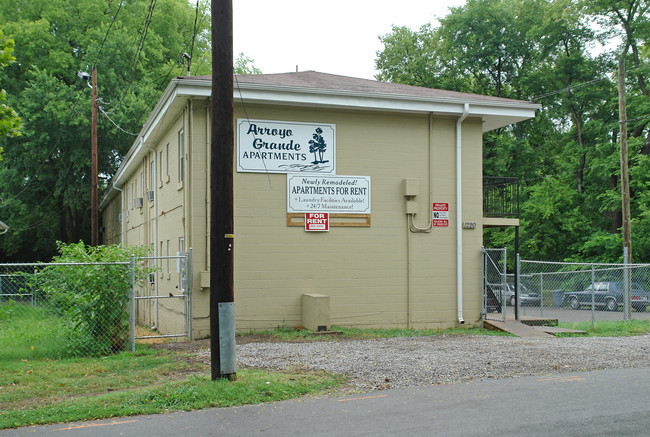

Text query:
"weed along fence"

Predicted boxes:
[[0, 253, 191, 362], [483, 249, 650, 327]]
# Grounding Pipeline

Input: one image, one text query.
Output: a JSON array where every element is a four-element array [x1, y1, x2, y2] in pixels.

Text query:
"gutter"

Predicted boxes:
[[456, 103, 470, 325]]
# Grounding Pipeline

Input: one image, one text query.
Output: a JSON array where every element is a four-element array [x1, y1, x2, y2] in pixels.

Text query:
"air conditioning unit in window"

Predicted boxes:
[[133, 197, 144, 208], [146, 190, 154, 202]]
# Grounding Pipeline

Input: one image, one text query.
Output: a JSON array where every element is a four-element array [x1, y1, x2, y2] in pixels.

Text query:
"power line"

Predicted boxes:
[[135, 1, 210, 123], [532, 77, 611, 101], [531, 65, 645, 101], [99, 106, 139, 136], [103, 0, 159, 112], [91, 0, 124, 70], [189, 0, 201, 64]]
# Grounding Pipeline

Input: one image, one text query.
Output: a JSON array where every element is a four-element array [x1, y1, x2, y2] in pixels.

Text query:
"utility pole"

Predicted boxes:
[[618, 56, 632, 261], [210, 0, 236, 381], [91, 66, 98, 246]]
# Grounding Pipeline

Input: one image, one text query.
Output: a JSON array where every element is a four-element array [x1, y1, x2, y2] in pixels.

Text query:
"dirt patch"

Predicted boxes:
[[149, 333, 283, 353], [134, 325, 170, 344]]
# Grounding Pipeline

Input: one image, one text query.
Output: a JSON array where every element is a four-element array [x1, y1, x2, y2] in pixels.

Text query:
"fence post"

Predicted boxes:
[[591, 264, 595, 330], [130, 255, 136, 352], [502, 249, 507, 322], [188, 248, 194, 341], [481, 248, 486, 326], [624, 247, 630, 321], [539, 272, 544, 317], [516, 253, 521, 322]]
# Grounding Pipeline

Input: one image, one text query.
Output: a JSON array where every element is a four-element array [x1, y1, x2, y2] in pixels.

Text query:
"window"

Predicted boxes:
[[159, 150, 163, 184], [150, 160, 155, 191], [178, 129, 184, 182], [178, 236, 185, 291], [140, 172, 144, 196], [166, 240, 171, 273], [166, 144, 170, 179]]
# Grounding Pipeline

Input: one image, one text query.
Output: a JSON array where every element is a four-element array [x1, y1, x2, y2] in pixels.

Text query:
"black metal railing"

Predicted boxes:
[[483, 177, 519, 218]]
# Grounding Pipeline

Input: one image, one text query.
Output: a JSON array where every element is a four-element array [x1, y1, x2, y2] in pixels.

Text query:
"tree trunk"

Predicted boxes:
[[567, 88, 586, 194]]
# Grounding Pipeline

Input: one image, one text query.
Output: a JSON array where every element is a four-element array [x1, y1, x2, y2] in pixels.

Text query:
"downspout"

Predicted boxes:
[[205, 104, 210, 269], [187, 100, 193, 338], [142, 145, 159, 330], [187, 100, 193, 255], [456, 103, 470, 324], [154, 149, 159, 330]]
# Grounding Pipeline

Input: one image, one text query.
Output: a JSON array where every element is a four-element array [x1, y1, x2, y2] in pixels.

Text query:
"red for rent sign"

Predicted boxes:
[[432, 203, 449, 227], [305, 213, 330, 232]]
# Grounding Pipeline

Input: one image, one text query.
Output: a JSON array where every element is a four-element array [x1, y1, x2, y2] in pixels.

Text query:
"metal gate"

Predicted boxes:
[[482, 247, 507, 322], [134, 250, 193, 342]]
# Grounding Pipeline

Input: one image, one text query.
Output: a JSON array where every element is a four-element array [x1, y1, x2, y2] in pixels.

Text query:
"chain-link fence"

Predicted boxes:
[[515, 259, 650, 327], [0, 253, 191, 362], [135, 253, 192, 342], [482, 247, 508, 322]]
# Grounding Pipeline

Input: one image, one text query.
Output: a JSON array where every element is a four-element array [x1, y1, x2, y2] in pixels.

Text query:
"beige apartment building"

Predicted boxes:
[[100, 71, 538, 337]]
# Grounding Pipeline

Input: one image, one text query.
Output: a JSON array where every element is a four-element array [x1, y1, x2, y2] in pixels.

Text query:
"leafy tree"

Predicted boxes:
[[0, 0, 211, 261], [376, 0, 650, 263], [234, 52, 262, 75], [0, 29, 20, 140]]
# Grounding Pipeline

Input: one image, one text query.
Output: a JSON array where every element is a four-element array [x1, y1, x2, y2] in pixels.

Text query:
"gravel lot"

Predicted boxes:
[[220, 334, 650, 392]]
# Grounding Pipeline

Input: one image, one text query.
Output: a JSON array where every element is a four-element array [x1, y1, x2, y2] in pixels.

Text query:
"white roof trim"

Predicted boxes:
[[101, 75, 539, 208]]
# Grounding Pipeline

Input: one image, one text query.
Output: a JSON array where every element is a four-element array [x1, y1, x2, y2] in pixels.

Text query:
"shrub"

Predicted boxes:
[[30, 242, 153, 357]]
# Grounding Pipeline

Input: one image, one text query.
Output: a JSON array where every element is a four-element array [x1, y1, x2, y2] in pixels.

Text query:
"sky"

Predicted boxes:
[[232, 0, 467, 80]]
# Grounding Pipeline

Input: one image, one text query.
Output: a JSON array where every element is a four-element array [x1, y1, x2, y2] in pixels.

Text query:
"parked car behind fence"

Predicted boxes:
[[491, 282, 541, 307], [564, 281, 650, 312]]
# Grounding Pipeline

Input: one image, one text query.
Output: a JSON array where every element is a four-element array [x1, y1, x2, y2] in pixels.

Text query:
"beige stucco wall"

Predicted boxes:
[[102, 98, 485, 336], [228, 105, 483, 332]]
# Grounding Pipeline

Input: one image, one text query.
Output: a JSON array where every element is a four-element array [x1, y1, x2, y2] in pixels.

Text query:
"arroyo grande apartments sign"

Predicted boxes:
[[237, 119, 336, 174]]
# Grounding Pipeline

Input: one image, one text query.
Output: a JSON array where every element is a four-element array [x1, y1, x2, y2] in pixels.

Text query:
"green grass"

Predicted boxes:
[[237, 324, 513, 341], [0, 301, 72, 360], [557, 319, 650, 337], [4, 306, 648, 430], [334, 325, 512, 338], [0, 346, 343, 430]]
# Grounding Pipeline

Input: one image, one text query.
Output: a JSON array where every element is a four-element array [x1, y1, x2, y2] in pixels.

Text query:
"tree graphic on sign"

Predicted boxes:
[[308, 127, 328, 164]]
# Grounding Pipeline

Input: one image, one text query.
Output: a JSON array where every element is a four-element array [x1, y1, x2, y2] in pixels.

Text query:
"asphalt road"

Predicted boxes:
[[6, 366, 650, 437], [488, 305, 650, 324]]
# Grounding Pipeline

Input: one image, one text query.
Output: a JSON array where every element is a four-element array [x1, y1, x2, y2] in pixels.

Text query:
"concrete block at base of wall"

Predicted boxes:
[[302, 293, 330, 332]]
